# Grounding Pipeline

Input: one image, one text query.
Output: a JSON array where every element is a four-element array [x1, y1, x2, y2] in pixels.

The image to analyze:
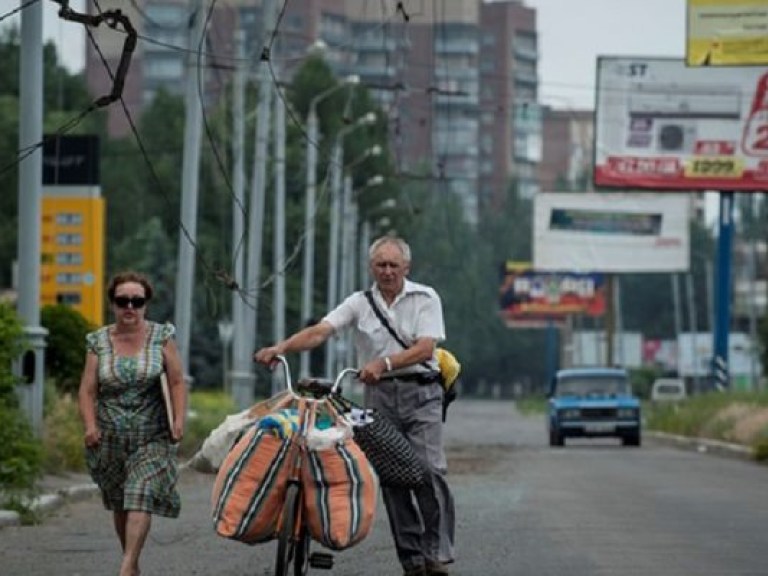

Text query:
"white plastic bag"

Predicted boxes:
[[187, 408, 258, 473]]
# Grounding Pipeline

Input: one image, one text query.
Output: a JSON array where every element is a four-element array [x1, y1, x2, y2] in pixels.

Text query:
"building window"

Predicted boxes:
[[56, 213, 82, 226], [56, 273, 82, 285], [145, 56, 184, 80], [56, 233, 82, 246], [56, 252, 83, 265], [57, 292, 82, 305], [145, 4, 187, 27]]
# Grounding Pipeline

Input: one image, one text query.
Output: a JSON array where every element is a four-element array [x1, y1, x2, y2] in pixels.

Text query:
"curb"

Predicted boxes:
[[1, 464, 195, 529], [0, 481, 100, 529], [647, 430, 754, 460]]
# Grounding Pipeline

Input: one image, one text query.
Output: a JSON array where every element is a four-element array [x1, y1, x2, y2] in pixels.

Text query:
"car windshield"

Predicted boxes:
[[555, 375, 628, 397]]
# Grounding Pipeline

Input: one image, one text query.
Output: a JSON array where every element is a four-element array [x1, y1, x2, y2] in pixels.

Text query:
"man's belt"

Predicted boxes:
[[380, 370, 441, 385]]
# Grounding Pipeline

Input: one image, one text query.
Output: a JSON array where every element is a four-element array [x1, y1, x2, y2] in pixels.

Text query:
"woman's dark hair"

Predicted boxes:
[[107, 271, 154, 302]]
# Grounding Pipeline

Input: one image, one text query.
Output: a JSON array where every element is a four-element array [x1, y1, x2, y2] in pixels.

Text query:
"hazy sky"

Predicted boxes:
[[32, 0, 689, 110]]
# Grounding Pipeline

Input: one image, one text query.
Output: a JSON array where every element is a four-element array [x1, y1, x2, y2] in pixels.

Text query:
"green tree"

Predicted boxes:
[[40, 305, 94, 395]]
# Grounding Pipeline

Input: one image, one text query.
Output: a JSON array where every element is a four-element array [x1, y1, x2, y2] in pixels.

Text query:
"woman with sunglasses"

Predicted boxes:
[[78, 271, 186, 576]]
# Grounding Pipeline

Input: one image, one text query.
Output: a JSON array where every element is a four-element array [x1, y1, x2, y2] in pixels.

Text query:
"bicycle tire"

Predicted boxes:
[[275, 483, 302, 576], [294, 523, 310, 576]]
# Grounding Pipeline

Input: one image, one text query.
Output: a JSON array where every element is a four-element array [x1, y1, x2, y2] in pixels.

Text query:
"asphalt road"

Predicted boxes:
[[2, 399, 767, 576]]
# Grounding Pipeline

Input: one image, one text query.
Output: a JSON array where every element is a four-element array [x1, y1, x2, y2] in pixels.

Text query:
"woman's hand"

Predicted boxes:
[[171, 419, 184, 444], [84, 425, 101, 448]]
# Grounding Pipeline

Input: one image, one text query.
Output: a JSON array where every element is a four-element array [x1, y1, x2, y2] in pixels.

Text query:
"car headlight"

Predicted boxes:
[[617, 408, 638, 419], [560, 408, 581, 420]]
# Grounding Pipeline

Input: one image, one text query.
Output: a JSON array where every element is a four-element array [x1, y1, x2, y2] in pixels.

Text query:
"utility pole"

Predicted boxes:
[[299, 74, 360, 378], [16, 1, 46, 436], [272, 85, 286, 395], [234, 0, 276, 409], [174, 0, 204, 383], [685, 272, 699, 392], [324, 139, 343, 378], [229, 29, 248, 400], [671, 273, 682, 374]]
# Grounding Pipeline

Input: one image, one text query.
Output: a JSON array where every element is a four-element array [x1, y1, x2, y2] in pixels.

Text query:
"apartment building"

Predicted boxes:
[[86, 0, 540, 221], [539, 107, 595, 193]]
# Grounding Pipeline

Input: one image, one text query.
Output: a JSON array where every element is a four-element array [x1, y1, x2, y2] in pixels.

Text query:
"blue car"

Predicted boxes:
[[547, 367, 641, 447]]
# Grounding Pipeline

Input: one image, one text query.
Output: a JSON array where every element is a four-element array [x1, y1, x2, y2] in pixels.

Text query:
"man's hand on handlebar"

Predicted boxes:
[[253, 346, 282, 367]]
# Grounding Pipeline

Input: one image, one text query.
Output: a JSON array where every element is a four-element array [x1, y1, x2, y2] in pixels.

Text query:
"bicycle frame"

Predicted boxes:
[[271, 355, 357, 576]]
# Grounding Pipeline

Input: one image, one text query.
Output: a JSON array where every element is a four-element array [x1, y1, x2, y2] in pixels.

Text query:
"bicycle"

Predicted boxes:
[[270, 354, 359, 576]]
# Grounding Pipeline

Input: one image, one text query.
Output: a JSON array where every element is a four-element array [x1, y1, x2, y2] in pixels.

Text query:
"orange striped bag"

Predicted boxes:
[[211, 428, 298, 544], [301, 436, 378, 550]]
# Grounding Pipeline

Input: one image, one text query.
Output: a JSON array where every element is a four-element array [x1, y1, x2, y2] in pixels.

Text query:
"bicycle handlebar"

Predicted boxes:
[[273, 355, 357, 401]]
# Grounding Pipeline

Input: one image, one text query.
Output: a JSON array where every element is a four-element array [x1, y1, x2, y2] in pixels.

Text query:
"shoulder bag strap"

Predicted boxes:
[[364, 290, 431, 371]]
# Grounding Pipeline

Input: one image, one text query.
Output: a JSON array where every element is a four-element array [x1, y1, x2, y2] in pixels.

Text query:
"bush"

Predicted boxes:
[[42, 393, 86, 473], [41, 304, 94, 395], [0, 303, 44, 502]]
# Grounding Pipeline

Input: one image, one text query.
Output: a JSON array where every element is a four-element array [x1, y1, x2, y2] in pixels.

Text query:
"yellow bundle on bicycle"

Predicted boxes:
[[301, 436, 378, 550], [211, 427, 297, 544]]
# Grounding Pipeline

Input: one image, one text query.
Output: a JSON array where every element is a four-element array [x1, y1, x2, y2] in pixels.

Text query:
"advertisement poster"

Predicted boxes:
[[594, 57, 768, 190], [687, 0, 768, 66], [499, 262, 605, 328], [533, 192, 690, 273]]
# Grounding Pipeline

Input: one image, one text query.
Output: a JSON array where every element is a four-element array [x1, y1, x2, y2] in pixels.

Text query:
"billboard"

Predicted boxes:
[[41, 194, 105, 326], [533, 192, 690, 273], [594, 56, 768, 190], [687, 0, 768, 66], [499, 262, 605, 328]]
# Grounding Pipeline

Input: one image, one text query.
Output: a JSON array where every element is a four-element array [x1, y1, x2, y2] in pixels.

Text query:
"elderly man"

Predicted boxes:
[[254, 235, 455, 576]]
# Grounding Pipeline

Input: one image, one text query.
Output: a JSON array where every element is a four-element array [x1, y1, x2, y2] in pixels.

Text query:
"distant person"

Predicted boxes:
[[254, 235, 455, 576], [78, 271, 187, 576]]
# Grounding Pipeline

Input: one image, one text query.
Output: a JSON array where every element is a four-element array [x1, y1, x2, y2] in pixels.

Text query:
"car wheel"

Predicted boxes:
[[622, 433, 641, 447], [549, 428, 564, 447]]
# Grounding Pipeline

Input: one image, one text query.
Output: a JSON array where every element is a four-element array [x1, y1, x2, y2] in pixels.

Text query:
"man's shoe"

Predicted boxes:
[[402, 566, 427, 576], [425, 561, 450, 576]]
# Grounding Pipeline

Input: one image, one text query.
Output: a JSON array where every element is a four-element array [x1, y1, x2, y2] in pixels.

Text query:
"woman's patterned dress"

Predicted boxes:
[[84, 321, 180, 517]]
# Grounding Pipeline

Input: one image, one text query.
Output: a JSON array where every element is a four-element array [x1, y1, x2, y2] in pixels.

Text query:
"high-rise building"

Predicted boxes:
[[539, 107, 595, 193], [85, 0, 540, 221]]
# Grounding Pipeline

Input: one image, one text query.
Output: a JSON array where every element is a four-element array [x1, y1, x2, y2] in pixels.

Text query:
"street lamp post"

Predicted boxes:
[[340, 174, 383, 369], [217, 319, 233, 393], [300, 74, 359, 378], [325, 112, 377, 378]]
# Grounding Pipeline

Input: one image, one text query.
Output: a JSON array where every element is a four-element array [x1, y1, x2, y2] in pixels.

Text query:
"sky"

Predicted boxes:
[[32, 0, 690, 109]]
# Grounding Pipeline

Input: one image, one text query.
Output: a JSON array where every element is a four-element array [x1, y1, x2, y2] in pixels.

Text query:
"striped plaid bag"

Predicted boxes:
[[301, 424, 378, 550], [211, 427, 298, 544]]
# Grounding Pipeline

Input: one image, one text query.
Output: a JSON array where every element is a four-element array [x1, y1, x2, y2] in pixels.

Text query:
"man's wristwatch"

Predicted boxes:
[[383, 356, 393, 372]]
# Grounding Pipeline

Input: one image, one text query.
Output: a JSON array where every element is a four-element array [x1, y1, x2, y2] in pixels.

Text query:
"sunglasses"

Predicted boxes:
[[113, 296, 147, 309]]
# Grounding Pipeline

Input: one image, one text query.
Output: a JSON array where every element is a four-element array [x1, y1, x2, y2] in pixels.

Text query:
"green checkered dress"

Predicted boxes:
[[84, 321, 181, 518]]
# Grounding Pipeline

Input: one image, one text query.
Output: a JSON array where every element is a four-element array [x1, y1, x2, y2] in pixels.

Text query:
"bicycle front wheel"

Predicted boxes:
[[275, 483, 309, 576]]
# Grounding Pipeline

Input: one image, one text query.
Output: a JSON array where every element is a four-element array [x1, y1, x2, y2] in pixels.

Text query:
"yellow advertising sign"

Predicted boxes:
[[41, 195, 105, 326], [687, 0, 768, 66]]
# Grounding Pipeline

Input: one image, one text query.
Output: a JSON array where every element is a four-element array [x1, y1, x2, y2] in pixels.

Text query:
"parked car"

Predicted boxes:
[[651, 378, 687, 403], [547, 367, 641, 447]]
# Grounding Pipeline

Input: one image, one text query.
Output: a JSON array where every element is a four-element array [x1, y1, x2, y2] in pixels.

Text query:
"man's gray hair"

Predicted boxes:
[[368, 235, 411, 263]]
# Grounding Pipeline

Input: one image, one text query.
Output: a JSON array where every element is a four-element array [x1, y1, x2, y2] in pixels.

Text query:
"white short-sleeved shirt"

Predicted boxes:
[[322, 279, 445, 373]]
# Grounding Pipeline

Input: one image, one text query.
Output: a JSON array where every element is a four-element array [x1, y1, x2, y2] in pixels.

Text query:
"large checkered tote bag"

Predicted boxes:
[[330, 395, 425, 489]]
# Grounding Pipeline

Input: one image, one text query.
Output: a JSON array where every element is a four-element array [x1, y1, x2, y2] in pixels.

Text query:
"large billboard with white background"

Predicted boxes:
[[594, 56, 768, 190], [533, 192, 690, 273]]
